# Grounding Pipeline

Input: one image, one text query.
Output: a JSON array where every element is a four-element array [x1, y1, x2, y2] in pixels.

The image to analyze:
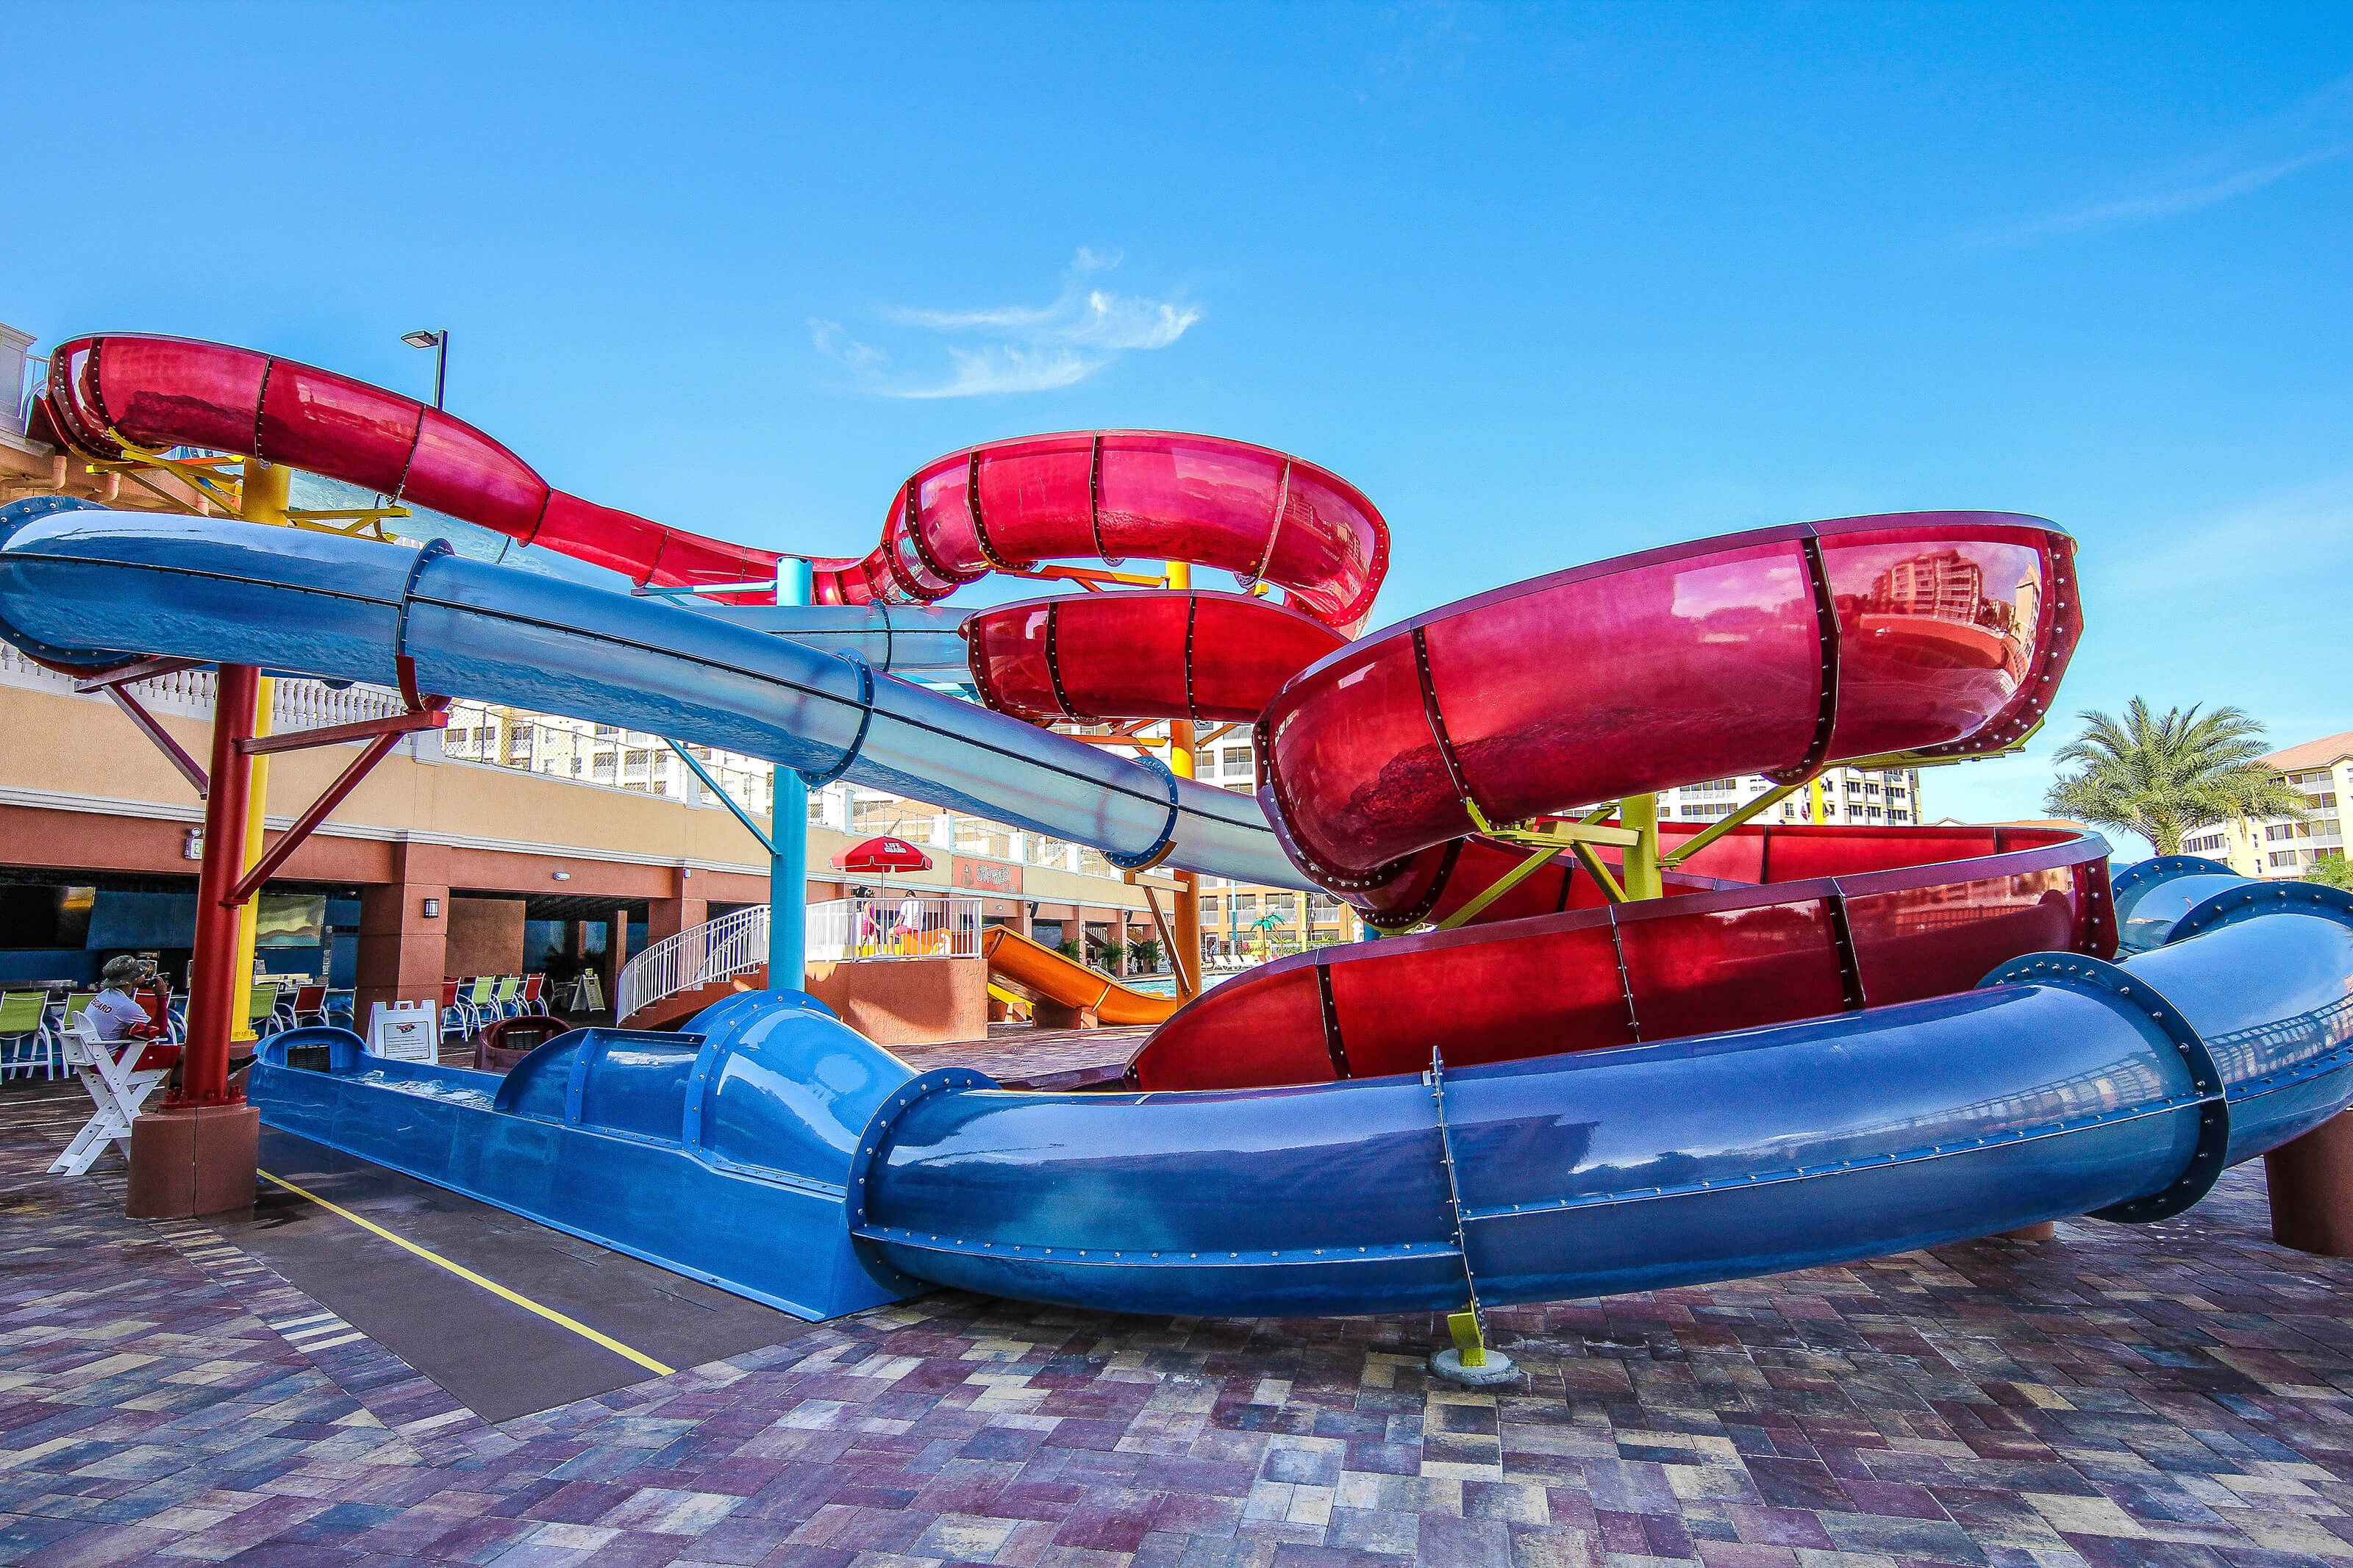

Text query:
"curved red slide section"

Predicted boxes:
[[1130, 821, 2113, 1091], [38, 334, 782, 588], [963, 590, 1349, 724], [815, 432, 1389, 634], [39, 337, 1390, 638], [1257, 514, 2080, 901]]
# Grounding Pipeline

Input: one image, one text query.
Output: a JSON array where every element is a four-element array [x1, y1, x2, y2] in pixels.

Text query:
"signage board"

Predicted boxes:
[[367, 1000, 439, 1064], [953, 856, 1022, 895]]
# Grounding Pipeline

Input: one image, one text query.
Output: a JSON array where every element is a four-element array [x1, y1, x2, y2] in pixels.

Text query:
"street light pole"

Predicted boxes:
[[400, 329, 448, 409]]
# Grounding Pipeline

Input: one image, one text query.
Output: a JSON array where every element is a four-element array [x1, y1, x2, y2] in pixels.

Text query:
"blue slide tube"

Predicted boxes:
[[240, 873, 2353, 1322], [0, 505, 1310, 889], [853, 885, 2353, 1315], [679, 601, 974, 677]]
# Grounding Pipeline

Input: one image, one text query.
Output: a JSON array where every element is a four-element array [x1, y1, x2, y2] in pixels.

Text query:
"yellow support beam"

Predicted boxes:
[[1661, 778, 1806, 867], [1620, 792, 1661, 901], [1432, 838, 1563, 931], [1446, 1309, 1490, 1368], [227, 462, 291, 1044]]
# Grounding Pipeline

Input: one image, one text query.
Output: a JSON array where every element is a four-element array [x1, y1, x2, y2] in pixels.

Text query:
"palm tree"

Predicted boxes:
[[2044, 699, 2306, 855]]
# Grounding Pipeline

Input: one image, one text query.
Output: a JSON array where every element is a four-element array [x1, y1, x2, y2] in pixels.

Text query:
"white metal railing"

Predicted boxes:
[[0, 643, 407, 730], [616, 903, 769, 1023], [615, 895, 991, 1022], [807, 895, 984, 962]]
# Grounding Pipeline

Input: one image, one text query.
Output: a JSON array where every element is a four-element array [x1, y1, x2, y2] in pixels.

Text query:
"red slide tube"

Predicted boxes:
[[1129, 822, 2113, 1091], [39, 338, 1394, 629], [1255, 514, 2080, 895], [963, 590, 1349, 725], [815, 431, 1389, 633], [40, 334, 783, 589]]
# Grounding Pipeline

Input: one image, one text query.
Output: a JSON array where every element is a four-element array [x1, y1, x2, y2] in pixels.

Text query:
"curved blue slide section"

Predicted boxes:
[[0, 503, 1307, 889], [245, 867, 2353, 1322]]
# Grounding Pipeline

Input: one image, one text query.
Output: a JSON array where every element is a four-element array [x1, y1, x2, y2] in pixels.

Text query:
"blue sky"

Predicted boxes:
[[8, 2, 2348, 841]]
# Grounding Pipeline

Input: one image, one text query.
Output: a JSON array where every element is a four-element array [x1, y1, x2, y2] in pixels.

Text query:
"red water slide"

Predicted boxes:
[[35, 337, 1388, 646]]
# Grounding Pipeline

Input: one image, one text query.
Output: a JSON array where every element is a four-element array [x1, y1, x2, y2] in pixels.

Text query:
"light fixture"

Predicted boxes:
[[400, 329, 449, 409], [552, 871, 571, 881], [422, 897, 441, 918]]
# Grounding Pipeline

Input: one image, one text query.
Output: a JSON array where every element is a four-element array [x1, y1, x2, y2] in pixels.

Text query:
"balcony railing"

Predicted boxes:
[[0, 643, 410, 731]]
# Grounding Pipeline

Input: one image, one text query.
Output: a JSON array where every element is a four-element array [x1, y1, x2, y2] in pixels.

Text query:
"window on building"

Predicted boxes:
[[1235, 894, 1257, 912], [2271, 850, 2299, 867], [1221, 746, 1253, 777]]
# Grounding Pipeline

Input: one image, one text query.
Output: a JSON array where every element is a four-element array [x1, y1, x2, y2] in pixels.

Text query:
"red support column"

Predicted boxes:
[[179, 663, 259, 1107], [128, 663, 263, 1218]]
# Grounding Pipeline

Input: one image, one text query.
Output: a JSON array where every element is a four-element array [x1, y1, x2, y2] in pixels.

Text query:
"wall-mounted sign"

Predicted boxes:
[[953, 857, 1021, 895]]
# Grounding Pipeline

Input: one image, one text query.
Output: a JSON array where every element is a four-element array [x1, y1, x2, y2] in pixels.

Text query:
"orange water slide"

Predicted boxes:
[[979, 926, 1178, 1026]]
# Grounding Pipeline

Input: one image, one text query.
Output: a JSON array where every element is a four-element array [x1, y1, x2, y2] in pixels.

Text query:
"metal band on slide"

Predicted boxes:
[[392, 537, 456, 664], [1104, 753, 1184, 872], [1768, 532, 1841, 784], [1978, 953, 2227, 1223], [845, 1066, 997, 1291], [797, 649, 876, 788]]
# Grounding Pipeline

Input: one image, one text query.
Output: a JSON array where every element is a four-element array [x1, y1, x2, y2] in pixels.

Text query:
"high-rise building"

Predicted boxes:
[[1658, 765, 1924, 828]]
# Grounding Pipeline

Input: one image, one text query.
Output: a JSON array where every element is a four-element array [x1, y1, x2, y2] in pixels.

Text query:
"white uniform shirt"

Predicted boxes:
[[86, 988, 150, 1043]]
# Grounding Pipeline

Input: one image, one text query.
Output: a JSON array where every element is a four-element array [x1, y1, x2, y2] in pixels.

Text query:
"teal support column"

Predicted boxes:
[[771, 559, 813, 992]]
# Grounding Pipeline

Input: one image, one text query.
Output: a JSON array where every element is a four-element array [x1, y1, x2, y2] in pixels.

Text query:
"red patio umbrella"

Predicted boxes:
[[832, 836, 934, 873]]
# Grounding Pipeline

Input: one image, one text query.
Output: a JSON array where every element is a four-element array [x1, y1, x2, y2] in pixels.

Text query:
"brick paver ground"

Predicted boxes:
[[5, 1071, 2352, 1568]]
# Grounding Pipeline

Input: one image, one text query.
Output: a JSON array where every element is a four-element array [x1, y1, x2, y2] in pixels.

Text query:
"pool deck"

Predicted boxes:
[[7, 1047, 2353, 1568]]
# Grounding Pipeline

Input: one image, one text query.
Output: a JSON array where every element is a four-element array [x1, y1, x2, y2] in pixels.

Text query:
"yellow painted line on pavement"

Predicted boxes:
[[256, 1169, 676, 1377]]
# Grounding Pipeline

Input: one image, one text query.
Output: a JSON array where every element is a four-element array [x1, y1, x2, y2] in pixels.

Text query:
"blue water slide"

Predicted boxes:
[[678, 601, 974, 677], [240, 866, 2353, 1322], [0, 504, 1309, 889]]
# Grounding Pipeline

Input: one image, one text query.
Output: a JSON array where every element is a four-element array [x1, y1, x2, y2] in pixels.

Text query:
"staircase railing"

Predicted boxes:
[[615, 893, 993, 1022], [616, 903, 767, 1023]]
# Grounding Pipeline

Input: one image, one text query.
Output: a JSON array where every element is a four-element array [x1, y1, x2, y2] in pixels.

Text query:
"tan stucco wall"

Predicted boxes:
[[0, 681, 1177, 918]]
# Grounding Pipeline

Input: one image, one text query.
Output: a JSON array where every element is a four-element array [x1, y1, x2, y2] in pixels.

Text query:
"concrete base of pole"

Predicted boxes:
[[124, 1103, 259, 1219], [2266, 1111, 2353, 1257], [1429, 1347, 1519, 1386]]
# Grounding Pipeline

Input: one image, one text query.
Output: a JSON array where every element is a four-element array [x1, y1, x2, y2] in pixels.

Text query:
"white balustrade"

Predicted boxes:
[[616, 895, 990, 1023], [806, 895, 985, 962]]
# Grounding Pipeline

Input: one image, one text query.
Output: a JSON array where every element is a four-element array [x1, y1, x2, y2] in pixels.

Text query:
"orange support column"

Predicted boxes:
[[127, 663, 263, 1218]]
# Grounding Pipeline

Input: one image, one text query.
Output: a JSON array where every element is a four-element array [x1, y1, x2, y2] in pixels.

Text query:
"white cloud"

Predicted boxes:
[[812, 250, 1202, 398], [1968, 74, 2353, 248], [1974, 143, 2351, 246]]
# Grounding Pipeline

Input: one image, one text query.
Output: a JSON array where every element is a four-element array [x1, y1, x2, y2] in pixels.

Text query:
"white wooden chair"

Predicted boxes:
[[47, 1019, 174, 1178]]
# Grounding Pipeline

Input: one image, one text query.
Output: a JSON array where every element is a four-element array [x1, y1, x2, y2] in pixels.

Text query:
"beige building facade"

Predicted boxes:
[[2180, 730, 2349, 878]]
